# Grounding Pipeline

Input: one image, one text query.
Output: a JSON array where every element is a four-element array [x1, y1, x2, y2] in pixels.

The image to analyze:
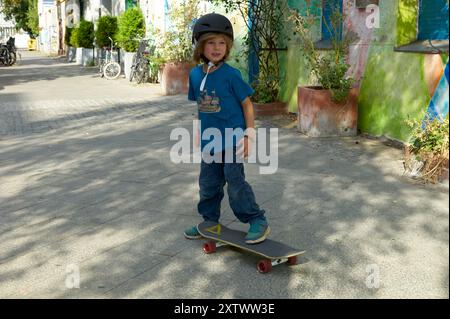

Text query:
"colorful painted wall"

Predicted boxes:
[[282, 0, 448, 142], [357, 0, 446, 141]]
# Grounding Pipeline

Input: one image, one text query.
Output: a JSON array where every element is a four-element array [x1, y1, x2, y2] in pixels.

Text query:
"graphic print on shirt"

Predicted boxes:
[[198, 88, 221, 113]]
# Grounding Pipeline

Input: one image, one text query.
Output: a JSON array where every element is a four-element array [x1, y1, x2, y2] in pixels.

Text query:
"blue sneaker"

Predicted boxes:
[[245, 221, 270, 244], [184, 225, 202, 239]]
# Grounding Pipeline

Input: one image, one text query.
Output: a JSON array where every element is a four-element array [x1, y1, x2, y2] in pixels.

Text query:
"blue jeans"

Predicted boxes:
[[198, 150, 267, 224]]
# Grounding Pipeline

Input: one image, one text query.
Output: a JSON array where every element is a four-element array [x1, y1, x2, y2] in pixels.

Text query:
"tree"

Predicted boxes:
[[26, 0, 39, 38], [208, 0, 288, 103], [1, 0, 39, 38], [116, 7, 145, 52]]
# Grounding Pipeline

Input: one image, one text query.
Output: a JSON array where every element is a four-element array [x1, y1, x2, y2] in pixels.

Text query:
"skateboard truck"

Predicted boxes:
[[198, 222, 305, 274], [202, 240, 299, 274]]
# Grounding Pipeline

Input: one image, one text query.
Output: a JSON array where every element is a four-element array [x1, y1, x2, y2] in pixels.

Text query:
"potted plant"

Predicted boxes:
[[146, 54, 165, 84], [404, 115, 449, 183], [159, 0, 198, 95], [70, 26, 83, 65], [65, 26, 76, 62], [95, 16, 118, 66], [290, 5, 358, 137], [116, 7, 146, 79], [71, 20, 95, 66], [209, 0, 289, 116]]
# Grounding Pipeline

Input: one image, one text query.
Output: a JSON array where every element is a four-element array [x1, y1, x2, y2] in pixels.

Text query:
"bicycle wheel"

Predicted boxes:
[[136, 60, 149, 84], [8, 51, 16, 66], [104, 62, 121, 80], [0, 49, 10, 66], [129, 56, 138, 82], [99, 62, 105, 78]]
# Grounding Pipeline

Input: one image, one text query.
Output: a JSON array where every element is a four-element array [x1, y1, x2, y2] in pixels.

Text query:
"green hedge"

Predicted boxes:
[[69, 27, 79, 48], [65, 26, 73, 46], [78, 20, 95, 48], [95, 16, 118, 48], [117, 7, 145, 52]]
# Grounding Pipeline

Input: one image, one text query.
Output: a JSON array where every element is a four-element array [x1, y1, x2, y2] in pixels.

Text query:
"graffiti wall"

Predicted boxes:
[[358, 0, 447, 141], [282, 0, 449, 142]]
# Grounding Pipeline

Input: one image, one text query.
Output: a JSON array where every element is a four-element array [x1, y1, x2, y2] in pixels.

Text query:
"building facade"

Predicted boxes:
[[0, 0, 18, 41], [282, 0, 449, 142]]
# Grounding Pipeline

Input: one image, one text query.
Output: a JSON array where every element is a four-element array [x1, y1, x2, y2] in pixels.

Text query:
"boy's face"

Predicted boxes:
[[203, 35, 227, 64]]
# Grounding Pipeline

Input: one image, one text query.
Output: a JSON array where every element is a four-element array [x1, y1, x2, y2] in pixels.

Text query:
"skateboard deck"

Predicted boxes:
[[197, 221, 305, 273]]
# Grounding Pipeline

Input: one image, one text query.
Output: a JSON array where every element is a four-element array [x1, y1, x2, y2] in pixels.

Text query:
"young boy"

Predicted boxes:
[[183, 13, 270, 244]]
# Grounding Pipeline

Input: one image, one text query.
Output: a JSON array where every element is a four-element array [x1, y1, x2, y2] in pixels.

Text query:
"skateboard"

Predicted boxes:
[[197, 221, 305, 273]]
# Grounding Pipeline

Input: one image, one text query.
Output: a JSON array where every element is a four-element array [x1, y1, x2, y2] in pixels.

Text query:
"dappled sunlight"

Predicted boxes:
[[0, 51, 448, 298]]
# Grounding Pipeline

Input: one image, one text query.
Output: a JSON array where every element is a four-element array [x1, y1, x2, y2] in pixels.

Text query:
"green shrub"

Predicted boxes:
[[290, 6, 355, 103], [160, 0, 199, 63], [117, 7, 145, 52], [404, 115, 449, 183], [78, 20, 95, 48], [407, 115, 449, 159], [95, 16, 118, 48], [70, 27, 80, 48], [65, 26, 73, 46]]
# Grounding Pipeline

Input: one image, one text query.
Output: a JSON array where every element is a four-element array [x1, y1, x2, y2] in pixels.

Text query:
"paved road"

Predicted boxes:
[[0, 51, 448, 298]]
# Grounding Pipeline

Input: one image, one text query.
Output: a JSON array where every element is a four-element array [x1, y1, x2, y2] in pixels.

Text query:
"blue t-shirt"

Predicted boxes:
[[188, 63, 254, 153]]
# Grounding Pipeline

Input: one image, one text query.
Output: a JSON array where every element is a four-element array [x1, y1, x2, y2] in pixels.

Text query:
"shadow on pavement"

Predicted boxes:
[[0, 52, 448, 299]]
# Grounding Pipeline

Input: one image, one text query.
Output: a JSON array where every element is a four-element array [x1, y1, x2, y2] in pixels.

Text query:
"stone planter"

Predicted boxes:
[[123, 51, 136, 80], [253, 101, 288, 118], [161, 62, 196, 95], [67, 46, 76, 62], [75, 47, 83, 65], [298, 86, 359, 137], [82, 48, 95, 66]]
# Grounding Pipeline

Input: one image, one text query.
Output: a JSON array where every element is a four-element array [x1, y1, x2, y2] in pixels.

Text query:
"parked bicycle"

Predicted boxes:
[[98, 37, 121, 80], [6, 37, 16, 66], [0, 37, 17, 66], [130, 38, 154, 84], [0, 44, 10, 66]]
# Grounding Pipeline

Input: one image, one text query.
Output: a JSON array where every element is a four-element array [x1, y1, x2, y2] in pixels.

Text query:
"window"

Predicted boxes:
[[79, 0, 85, 19], [355, 0, 379, 9], [126, 0, 138, 10], [315, 0, 343, 50], [417, 0, 449, 40], [321, 0, 343, 41], [395, 0, 449, 54]]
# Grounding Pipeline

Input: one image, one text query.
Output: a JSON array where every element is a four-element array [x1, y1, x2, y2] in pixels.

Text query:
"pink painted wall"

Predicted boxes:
[[344, 0, 376, 86]]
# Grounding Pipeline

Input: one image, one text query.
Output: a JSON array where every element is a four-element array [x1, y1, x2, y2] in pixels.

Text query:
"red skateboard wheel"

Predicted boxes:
[[203, 241, 216, 254], [287, 256, 297, 266], [257, 259, 272, 273]]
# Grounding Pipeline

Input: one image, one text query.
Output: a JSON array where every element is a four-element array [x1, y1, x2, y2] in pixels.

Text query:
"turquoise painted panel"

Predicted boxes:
[[424, 60, 449, 124], [322, 0, 343, 40], [418, 0, 449, 40]]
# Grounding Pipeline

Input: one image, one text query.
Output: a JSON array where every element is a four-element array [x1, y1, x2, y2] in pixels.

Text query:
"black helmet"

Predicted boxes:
[[192, 13, 234, 44]]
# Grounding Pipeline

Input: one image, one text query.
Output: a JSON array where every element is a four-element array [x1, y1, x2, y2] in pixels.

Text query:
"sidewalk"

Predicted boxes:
[[0, 51, 448, 298]]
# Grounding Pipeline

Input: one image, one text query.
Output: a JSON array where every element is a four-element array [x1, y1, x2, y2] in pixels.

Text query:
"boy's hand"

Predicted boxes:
[[194, 127, 200, 149], [236, 136, 250, 159], [236, 129, 255, 159]]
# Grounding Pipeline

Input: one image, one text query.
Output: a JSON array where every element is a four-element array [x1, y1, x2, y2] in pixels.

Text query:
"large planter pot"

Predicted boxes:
[[67, 46, 76, 62], [123, 51, 135, 79], [298, 86, 359, 137], [82, 48, 95, 66], [75, 47, 83, 65], [161, 62, 196, 95], [253, 101, 288, 118]]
